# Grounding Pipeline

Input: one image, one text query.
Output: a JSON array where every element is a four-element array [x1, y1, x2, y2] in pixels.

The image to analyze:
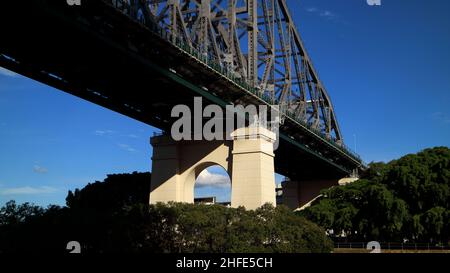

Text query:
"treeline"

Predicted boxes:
[[299, 147, 450, 244], [0, 172, 332, 253]]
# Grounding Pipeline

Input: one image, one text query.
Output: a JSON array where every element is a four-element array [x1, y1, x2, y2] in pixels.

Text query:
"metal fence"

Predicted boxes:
[[335, 242, 450, 251]]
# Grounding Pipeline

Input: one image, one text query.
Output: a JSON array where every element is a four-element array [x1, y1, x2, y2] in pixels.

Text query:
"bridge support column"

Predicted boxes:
[[281, 177, 359, 210], [230, 127, 277, 210], [149, 127, 277, 210], [149, 136, 184, 203], [149, 135, 231, 204], [281, 179, 340, 210]]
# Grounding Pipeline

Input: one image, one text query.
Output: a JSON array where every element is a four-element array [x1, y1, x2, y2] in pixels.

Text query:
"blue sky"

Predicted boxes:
[[1, 0, 450, 206]]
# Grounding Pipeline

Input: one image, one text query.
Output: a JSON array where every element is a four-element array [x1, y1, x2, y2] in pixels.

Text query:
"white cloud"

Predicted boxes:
[[320, 10, 336, 19], [33, 165, 48, 174], [94, 129, 115, 136], [196, 169, 230, 188], [0, 67, 17, 77], [118, 143, 137, 152], [431, 112, 450, 124], [0, 186, 58, 195], [96, 130, 140, 139], [126, 134, 139, 139], [306, 7, 338, 20]]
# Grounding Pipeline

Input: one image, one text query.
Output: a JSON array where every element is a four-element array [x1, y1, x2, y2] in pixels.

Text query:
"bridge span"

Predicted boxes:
[[0, 0, 364, 209]]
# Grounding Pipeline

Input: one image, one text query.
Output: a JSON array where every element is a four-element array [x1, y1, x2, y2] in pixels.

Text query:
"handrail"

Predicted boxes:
[[109, 0, 363, 164]]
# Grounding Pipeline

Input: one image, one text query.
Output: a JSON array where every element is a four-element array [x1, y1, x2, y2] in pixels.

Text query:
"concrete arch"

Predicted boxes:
[[149, 127, 277, 209], [193, 161, 230, 179], [150, 136, 233, 204], [184, 161, 232, 203], [191, 162, 233, 201]]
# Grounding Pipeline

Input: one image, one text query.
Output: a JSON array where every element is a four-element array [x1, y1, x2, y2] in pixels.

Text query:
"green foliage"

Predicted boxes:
[[0, 201, 69, 253], [0, 172, 332, 253], [109, 203, 332, 253], [0, 200, 45, 225], [66, 171, 151, 211], [384, 147, 450, 213], [299, 147, 450, 244], [421, 207, 447, 243]]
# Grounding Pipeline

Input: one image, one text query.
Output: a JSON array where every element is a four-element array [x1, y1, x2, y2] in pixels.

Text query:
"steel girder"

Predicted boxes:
[[112, 0, 344, 144]]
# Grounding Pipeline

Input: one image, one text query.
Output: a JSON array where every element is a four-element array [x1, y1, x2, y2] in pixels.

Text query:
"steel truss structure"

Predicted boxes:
[[113, 0, 344, 144]]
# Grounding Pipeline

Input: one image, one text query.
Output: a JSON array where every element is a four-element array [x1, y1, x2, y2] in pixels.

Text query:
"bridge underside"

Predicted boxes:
[[0, 0, 361, 181]]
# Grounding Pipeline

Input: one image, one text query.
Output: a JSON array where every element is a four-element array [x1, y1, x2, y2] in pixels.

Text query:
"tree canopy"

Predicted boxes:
[[0, 172, 332, 253], [299, 147, 450, 244]]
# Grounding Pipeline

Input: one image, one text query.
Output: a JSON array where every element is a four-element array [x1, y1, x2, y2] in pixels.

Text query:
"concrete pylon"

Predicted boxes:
[[230, 127, 276, 209], [281, 177, 359, 210], [149, 127, 277, 210], [149, 136, 232, 204]]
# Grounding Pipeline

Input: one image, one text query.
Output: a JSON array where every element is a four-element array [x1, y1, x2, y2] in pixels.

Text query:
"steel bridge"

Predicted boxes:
[[0, 0, 364, 182]]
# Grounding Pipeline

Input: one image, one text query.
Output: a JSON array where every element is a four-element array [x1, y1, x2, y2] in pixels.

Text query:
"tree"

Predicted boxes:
[[0, 200, 44, 225], [0, 172, 333, 253], [420, 207, 446, 243], [66, 171, 151, 211], [300, 147, 450, 245]]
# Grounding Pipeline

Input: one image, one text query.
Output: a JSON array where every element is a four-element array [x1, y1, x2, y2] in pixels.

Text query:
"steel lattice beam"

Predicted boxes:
[[111, 0, 345, 143]]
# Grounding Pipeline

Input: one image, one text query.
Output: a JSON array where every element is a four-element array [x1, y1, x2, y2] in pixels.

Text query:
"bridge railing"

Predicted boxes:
[[108, 0, 363, 165], [335, 242, 450, 251]]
